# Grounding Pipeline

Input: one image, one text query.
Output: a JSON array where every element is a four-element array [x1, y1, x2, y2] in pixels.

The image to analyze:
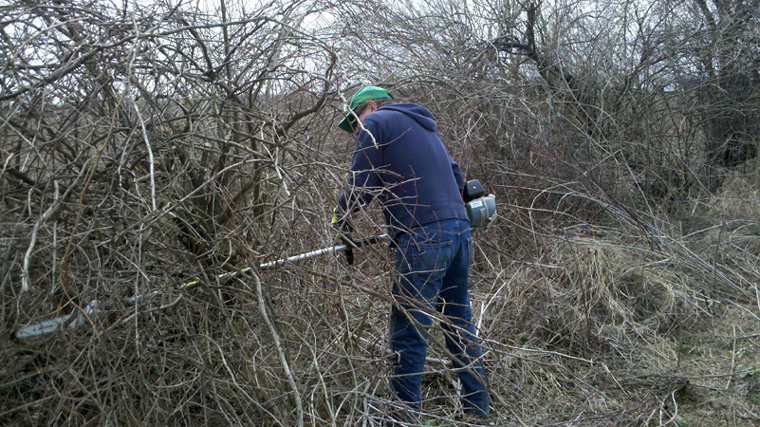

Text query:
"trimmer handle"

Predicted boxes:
[[340, 235, 355, 265]]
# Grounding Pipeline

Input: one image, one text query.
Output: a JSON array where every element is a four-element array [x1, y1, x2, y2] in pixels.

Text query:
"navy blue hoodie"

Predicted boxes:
[[337, 103, 467, 236]]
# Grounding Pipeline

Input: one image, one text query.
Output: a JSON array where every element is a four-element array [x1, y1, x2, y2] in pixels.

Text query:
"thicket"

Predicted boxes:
[[1, 0, 759, 426]]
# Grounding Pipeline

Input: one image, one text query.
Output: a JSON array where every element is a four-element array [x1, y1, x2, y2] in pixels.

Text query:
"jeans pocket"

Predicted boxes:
[[407, 240, 452, 281]]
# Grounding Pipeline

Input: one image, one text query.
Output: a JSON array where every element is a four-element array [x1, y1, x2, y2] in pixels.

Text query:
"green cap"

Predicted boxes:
[[338, 86, 393, 133]]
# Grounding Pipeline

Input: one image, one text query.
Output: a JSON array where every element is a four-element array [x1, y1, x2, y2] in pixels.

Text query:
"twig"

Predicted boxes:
[[726, 325, 737, 390], [0, 152, 13, 181], [504, 343, 595, 365], [251, 270, 304, 427], [128, 16, 157, 211], [539, 399, 649, 426], [21, 180, 59, 292], [659, 390, 679, 426]]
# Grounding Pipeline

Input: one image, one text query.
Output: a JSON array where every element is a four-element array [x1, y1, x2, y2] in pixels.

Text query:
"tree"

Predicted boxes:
[[691, 0, 760, 167]]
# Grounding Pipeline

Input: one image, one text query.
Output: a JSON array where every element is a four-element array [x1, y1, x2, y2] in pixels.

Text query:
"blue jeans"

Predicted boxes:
[[390, 219, 489, 415]]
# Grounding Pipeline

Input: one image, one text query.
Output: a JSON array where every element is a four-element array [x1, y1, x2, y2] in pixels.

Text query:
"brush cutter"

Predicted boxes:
[[15, 180, 497, 341], [14, 234, 389, 340]]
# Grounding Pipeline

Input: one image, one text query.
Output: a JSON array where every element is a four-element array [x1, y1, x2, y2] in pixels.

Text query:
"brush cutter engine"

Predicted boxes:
[[463, 179, 496, 230]]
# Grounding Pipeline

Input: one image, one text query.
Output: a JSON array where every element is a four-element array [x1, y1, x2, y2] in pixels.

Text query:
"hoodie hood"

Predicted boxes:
[[378, 103, 437, 132]]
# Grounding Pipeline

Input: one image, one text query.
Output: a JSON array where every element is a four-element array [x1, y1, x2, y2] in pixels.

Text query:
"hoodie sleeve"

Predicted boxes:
[[337, 118, 385, 213], [451, 158, 464, 189]]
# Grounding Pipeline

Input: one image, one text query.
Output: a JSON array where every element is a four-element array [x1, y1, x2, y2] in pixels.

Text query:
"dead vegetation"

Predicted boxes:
[[2, 0, 760, 426]]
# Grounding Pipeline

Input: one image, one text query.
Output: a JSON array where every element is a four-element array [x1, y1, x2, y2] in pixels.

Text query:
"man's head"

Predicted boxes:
[[339, 86, 393, 133]]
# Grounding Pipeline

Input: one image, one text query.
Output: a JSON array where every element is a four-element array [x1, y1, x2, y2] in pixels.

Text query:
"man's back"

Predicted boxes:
[[341, 103, 467, 235]]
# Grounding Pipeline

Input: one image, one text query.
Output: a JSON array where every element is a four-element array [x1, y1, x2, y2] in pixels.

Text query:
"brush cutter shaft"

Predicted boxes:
[[15, 234, 389, 340], [260, 234, 388, 268], [260, 244, 346, 269]]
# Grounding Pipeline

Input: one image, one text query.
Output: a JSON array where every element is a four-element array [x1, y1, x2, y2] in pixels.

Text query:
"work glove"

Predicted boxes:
[[331, 207, 355, 265], [331, 206, 353, 235]]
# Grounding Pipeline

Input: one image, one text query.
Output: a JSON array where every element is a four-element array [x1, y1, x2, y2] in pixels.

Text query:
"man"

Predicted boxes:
[[332, 86, 489, 417]]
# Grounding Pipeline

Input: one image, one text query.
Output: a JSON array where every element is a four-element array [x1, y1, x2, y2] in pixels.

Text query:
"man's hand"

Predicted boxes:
[[331, 207, 354, 265], [331, 207, 353, 235]]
